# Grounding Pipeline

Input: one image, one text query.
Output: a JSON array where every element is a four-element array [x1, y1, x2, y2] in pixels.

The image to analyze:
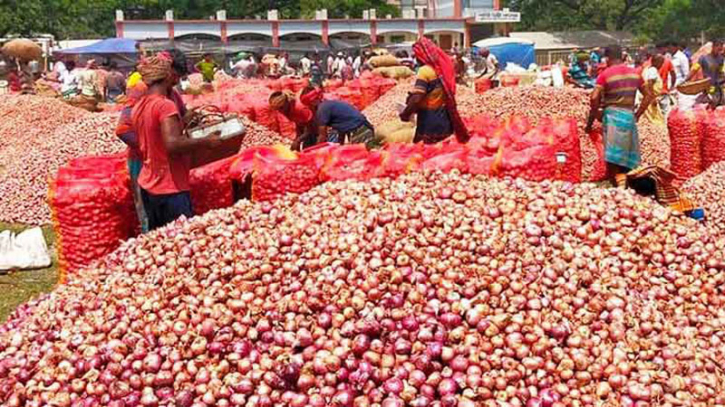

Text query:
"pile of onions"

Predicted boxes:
[[0, 108, 124, 225], [2, 171, 725, 406], [683, 161, 725, 235]]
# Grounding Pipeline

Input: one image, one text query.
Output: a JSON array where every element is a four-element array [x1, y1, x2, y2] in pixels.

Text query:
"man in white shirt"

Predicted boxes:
[[76, 60, 98, 98], [232, 54, 252, 78], [326, 54, 335, 77], [300, 54, 312, 76], [480, 48, 498, 75], [670, 42, 690, 86], [352, 54, 362, 77]]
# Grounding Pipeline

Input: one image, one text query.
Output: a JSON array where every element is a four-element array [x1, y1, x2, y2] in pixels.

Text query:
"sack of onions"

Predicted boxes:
[[668, 108, 703, 181], [702, 107, 725, 171]]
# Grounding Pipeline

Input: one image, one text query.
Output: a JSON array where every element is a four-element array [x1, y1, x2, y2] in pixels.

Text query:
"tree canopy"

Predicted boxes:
[[0, 0, 721, 43], [508, 0, 724, 43], [0, 0, 399, 39]]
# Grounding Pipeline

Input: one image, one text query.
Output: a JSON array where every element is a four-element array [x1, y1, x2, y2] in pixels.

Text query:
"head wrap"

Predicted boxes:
[[269, 90, 294, 110], [412, 37, 470, 143], [299, 87, 324, 107], [138, 54, 173, 85]]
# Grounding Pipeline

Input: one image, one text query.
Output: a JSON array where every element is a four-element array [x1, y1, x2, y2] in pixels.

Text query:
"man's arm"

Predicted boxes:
[[636, 82, 656, 120], [317, 126, 330, 143], [400, 93, 424, 122], [161, 115, 223, 155], [585, 87, 602, 133]]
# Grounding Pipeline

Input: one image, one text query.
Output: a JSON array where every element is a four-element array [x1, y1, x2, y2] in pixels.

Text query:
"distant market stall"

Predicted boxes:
[[55, 38, 138, 70], [473, 37, 535, 70]]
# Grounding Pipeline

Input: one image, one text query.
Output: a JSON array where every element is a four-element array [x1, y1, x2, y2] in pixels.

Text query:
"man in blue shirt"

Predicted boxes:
[[299, 86, 375, 146]]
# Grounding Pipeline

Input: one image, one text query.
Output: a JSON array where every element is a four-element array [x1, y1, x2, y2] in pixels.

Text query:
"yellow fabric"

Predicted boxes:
[[415, 65, 445, 110], [643, 72, 665, 126], [127, 72, 142, 89], [416, 65, 437, 82]]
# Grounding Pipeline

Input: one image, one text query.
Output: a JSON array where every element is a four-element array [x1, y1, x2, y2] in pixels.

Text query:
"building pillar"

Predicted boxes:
[[272, 21, 280, 47], [417, 20, 425, 39], [321, 20, 329, 45], [116, 22, 124, 38], [220, 22, 228, 44], [494, 0, 501, 10], [454, 0, 462, 18], [167, 22, 174, 42], [370, 20, 377, 45], [464, 25, 471, 48]]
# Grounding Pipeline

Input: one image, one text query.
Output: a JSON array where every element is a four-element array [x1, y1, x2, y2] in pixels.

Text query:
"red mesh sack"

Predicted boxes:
[[382, 150, 423, 178], [189, 156, 236, 216], [466, 148, 496, 176], [421, 148, 469, 173], [320, 151, 387, 182], [252, 153, 320, 202], [495, 144, 557, 182], [668, 108, 702, 181], [229, 145, 295, 180], [702, 108, 725, 171], [548, 118, 582, 183], [50, 165, 135, 278], [585, 125, 608, 182], [300, 142, 340, 170]]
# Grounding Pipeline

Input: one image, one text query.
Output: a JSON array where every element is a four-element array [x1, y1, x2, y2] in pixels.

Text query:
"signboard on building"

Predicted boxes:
[[475, 10, 521, 23]]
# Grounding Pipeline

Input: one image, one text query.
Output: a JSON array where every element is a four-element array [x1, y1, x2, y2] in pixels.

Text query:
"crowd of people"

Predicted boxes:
[[567, 40, 725, 114]]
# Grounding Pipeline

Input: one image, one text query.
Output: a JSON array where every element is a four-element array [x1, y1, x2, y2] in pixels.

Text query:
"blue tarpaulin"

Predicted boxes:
[[473, 38, 535, 70], [56, 38, 138, 55]]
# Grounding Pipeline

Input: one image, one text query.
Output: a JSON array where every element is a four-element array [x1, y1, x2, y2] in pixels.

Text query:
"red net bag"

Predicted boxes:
[[466, 148, 496, 176], [382, 150, 423, 178], [549, 118, 582, 183], [584, 125, 608, 182], [475, 77, 493, 94], [494, 144, 557, 182], [50, 163, 135, 279], [251, 153, 320, 202], [668, 108, 703, 181], [189, 156, 236, 216], [421, 148, 469, 173], [320, 151, 387, 182], [252, 99, 280, 133], [702, 108, 725, 171], [277, 112, 297, 139], [230, 145, 296, 180]]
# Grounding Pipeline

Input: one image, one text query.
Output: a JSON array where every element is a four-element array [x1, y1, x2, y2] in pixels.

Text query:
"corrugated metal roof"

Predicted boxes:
[[509, 31, 635, 50]]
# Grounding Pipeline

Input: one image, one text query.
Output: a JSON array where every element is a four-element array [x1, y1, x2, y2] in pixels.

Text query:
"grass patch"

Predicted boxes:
[[0, 223, 58, 323]]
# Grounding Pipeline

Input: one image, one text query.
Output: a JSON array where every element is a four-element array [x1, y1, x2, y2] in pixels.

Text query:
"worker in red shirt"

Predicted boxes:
[[269, 90, 318, 151], [131, 55, 225, 230]]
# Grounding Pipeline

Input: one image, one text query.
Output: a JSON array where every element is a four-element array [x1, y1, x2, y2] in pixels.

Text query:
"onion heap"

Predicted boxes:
[[2, 171, 725, 406], [362, 82, 415, 128], [455, 86, 671, 181], [0, 108, 124, 225], [683, 161, 725, 235]]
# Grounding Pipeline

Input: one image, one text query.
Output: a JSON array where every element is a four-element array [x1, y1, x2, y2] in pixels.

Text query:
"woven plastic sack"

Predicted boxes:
[[369, 55, 399, 68], [252, 153, 320, 202], [189, 156, 236, 216], [702, 108, 725, 171], [668, 108, 702, 180]]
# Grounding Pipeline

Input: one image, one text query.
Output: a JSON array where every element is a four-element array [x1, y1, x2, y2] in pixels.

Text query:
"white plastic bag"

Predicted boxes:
[[0, 227, 51, 270]]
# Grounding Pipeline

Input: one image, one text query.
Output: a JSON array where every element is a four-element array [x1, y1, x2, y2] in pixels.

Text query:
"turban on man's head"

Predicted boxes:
[[138, 54, 173, 85]]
